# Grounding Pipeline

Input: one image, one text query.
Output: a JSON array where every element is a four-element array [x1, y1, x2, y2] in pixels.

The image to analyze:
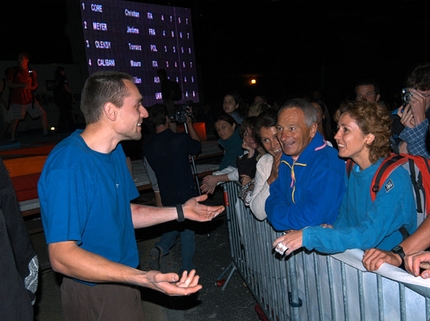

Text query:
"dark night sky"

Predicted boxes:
[[1, 0, 429, 110]]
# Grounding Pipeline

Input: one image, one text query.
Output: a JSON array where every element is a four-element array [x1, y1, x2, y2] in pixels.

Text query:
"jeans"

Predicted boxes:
[[155, 221, 196, 272]]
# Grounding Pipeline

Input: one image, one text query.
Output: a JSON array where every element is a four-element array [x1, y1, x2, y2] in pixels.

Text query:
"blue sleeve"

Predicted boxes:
[[39, 168, 94, 245], [265, 159, 345, 231], [303, 168, 417, 253]]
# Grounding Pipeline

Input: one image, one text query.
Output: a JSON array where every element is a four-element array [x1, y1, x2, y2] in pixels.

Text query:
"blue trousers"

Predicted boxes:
[[155, 222, 196, 272]]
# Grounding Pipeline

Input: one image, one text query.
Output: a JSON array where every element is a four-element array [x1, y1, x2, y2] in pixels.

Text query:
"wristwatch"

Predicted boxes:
[[391, 245, 406, 269], [391, 245, 406, 258]]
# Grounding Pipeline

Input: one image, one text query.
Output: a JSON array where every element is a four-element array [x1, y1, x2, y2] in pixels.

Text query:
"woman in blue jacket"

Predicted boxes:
[[274, 100, 416, 256]]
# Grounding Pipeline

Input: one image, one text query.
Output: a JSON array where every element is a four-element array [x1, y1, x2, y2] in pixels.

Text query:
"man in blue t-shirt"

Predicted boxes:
[[38, 71, 224, 320]]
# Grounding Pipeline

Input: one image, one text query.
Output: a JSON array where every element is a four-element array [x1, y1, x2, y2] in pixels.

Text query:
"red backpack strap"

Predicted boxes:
[[402, 154, 430, 218], [346, 159, 354, 178], [371, 153, 412, 240], [370, 153, 405, 201]]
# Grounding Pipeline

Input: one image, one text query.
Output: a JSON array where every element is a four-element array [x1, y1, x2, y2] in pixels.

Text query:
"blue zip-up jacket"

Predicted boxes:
[[302, 158, 417, 253], [265, 132, 346, 231]]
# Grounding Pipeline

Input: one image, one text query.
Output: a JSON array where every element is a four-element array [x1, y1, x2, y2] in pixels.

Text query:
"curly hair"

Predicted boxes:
[[334, 100, 392, 163]]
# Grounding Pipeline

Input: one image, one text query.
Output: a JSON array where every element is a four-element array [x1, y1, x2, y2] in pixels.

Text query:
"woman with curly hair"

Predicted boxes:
[[272, 100, 417, 256]]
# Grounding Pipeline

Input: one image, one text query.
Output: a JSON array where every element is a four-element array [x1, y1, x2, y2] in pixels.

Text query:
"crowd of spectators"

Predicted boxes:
[[200, 61, 430, 279]]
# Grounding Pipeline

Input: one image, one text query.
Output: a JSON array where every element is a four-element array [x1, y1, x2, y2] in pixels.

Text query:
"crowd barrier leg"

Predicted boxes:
[[215, 183, 241, 292], [215, 261, 237, 292]]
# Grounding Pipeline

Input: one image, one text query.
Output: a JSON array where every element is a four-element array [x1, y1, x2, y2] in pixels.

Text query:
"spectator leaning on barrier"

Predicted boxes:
[[37, 71, 225, 320], [274, 100, 416, 257], [265, 98, 346, 231], [248, 108, 282, 221], [200, 116, 264, 196], [363, 126, 430, 275], [199, 114, 244, 194], [235, 116, 267, 205]]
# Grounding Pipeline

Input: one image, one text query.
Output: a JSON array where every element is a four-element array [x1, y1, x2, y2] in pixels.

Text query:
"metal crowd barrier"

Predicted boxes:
[[217, 181, 430, 321]]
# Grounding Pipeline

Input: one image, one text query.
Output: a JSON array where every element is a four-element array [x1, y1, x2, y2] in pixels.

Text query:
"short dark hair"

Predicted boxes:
[[239, 116, 257, 138], [254, 108, 278, 144], [80, 70, 134, 124], [215, 113, 237, 127], [148, 104, 168, 127], [354, 78, 380, 95]]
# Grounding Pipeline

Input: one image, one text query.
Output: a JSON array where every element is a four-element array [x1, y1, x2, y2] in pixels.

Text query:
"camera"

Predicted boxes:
[[401, 88, 413, 105], [169, 104, 193, 123]]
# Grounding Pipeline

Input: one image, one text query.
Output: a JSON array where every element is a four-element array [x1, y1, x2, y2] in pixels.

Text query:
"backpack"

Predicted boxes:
[[171, 80, 182, 101], [346, 153, 430, 233]]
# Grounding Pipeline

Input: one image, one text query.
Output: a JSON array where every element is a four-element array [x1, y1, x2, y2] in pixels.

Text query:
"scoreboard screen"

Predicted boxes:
[[79, 1, 199, 106]]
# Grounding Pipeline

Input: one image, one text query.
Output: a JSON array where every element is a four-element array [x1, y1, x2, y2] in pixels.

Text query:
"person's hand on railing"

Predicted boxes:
[[272, 230, 303, 257], [200, 175, 221, 194], [240, 174, 252, 186], [362, 248, 402, 271], [404, 250, 430, 278]]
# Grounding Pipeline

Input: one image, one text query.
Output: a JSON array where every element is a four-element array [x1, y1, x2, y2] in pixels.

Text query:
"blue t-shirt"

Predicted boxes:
[[38, 130, 140, 272]]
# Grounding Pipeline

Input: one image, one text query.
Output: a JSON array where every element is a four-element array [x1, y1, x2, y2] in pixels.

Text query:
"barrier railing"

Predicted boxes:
[[218, 181, 430, 321]]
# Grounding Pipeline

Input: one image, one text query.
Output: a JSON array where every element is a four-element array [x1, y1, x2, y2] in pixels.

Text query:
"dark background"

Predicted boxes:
[[1, 0, 429, 114]]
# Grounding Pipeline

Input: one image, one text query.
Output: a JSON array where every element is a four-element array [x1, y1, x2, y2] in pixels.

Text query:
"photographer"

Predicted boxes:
[[143, 104, 202, 274], [392, 62, 430, 158], [157, 69, 182, 132]]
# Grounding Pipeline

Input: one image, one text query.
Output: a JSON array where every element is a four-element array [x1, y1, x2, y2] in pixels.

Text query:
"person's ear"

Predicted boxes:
[[309, 122, 318, 138], [104, 102, 117, 121], [365, 133, 375, 145]]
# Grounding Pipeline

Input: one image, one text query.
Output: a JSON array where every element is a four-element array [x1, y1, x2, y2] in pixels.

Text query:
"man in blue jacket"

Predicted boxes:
[[265, 98, 346, 231]]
